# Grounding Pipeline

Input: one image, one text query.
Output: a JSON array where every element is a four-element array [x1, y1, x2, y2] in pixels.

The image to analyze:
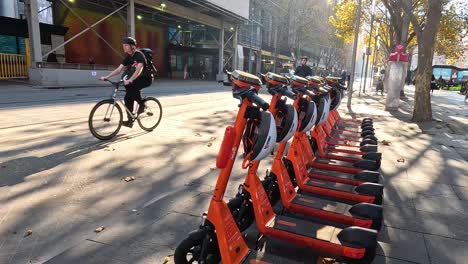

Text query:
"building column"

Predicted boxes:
[[218, 20, 225, 77], [232, 26, 238, 70], [25, 0, 42, 66], [256, 51, 261, 74], [127, 0, 135, 38]]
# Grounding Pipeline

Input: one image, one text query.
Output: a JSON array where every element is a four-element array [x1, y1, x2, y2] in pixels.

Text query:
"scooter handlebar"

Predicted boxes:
[[282, 87, 297, 100], [246, 92, 269, 111], [303, 89, 315, 98], [338, 83, 348, 90]]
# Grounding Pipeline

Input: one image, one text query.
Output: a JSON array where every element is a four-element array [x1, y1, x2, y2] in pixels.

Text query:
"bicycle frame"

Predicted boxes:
[[106, 84, 141, 121]]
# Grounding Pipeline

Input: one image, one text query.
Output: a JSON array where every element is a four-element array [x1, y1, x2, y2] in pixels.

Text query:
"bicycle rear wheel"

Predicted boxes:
[[89, 99, 123, 140], [137, 97, 162, 132]]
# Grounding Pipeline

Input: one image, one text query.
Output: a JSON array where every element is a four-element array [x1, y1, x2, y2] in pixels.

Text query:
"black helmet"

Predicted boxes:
[[122, 37, 137, 46]]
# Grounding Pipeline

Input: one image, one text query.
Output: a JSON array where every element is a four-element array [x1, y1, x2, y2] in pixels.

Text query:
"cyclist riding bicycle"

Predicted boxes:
[[100, 37, 152, 127]]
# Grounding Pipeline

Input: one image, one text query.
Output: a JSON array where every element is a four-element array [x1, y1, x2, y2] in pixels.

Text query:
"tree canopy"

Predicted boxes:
[[329, 0, 466, 61]]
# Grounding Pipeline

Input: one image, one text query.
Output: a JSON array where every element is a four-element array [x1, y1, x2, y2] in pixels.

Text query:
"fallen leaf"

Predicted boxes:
[[70, 130, 76, 132], [381, 140, 390, 146], [194, 133, 202, 137], [163, 256, 171, 264], [397, 158, 405, 163], [209, 167, 216, 171], [209, 137, 217, 141], [24, 230, 33, 237], [435, 125, 443, 129], [207, 143, 212, 147], [122, 176, 136, 182], [409, 126, 415, 130], [104, 146, 115, 151], [317, 257, 338, 264], [94, 226, 105, 233]]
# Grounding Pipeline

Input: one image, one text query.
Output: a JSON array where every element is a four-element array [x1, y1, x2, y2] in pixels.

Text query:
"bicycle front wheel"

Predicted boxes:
[[137, 97, 162, 132], [88, 99, 123, 140]]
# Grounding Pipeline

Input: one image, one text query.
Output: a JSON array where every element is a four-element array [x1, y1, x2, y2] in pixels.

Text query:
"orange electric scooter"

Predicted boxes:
[[234, 72, 378, 263], [260, 72, 382, 231]]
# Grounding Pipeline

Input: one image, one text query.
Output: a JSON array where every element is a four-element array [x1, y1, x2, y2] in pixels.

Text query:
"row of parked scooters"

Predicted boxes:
[[174, 70, 383, 264]]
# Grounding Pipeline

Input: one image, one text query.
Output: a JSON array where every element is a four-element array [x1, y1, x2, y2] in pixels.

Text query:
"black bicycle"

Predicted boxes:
[[88, 79, 162, 140]]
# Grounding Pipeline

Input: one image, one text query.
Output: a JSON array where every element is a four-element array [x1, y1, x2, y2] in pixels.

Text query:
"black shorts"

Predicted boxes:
[[125, 76, 152, 91]]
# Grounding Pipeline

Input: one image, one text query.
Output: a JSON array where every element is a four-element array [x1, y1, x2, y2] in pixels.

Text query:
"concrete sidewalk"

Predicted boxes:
[[3, 83, 468, 264]]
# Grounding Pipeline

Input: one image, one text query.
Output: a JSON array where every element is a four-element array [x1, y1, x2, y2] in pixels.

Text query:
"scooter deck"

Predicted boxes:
[[301, 177, 383, 205], [326, 137, 362, 146], [324, 150, 364, 159], [308, 168, 380, 184], [242, 250, 303, 264], [314, 157, 360, 168], [291, 193, 359, 217], [330, 130, 366, 139], [289, 193, 382, 230], [269, 214, 342, 242], [305, 178, 357, 193], [292, 193, 351, 214]]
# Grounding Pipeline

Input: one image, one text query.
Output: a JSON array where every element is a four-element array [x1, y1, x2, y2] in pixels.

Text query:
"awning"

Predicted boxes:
[[277, 54, 290, 60], [261, 50, 272, 57]]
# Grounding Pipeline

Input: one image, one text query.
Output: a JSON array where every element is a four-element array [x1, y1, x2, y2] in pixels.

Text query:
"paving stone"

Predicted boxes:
[[43, 239, 126, 264], [406, 158, 468, 187], [383, 205, 425, 233], [131, 212, 199, 249], [388, 178, 459, 198], [373, 254, 419, 264], [171, 192, 212, 216], [377, 227, 430, 264], [412, 195, 467, 215], [452, 186, 468, 200], [383, 186, 415, 209], [95, 238, 172, 264], [90, 209, 167, 246], [424, 234, 468, 264]]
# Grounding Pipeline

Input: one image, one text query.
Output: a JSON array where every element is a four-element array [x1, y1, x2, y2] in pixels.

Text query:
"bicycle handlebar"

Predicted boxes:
[[101, 79, 124, 86]]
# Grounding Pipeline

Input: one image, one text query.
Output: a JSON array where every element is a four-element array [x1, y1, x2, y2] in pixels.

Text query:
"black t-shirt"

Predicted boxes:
[[294, 65, 312, 77], [122, 50, 148, 78]]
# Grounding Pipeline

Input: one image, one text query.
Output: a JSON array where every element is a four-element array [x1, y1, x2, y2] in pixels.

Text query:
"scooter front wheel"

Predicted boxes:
[[174, 229, 220, 264]]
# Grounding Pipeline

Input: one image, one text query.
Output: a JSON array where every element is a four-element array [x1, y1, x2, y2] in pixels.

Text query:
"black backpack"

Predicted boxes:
[[140, 48, 157, 78]]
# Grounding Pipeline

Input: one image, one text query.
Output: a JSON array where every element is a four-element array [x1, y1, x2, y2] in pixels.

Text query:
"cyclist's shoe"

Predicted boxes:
[[137, 105, 145, 116], [122, 120, 133, 128]]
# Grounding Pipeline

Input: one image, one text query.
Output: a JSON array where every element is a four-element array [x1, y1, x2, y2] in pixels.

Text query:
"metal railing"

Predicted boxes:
[[0, 53, 29, 79], [37, 62, 115, 71]]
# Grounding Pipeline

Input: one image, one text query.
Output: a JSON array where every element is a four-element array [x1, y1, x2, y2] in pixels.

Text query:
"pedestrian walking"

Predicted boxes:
[[431, 74, 437, 94], [183, 63, 189, 80], [376, 77, 384, 95]]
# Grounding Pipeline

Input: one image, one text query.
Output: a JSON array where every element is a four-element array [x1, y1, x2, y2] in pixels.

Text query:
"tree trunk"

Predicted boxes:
[[411, 0, 443, 122], [412, 46, 432, 122]]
